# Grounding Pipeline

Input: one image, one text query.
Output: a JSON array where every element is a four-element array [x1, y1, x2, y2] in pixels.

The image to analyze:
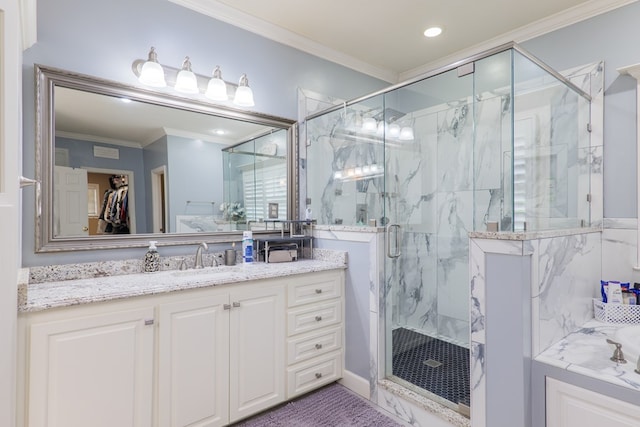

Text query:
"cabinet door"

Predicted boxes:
[[229, 285, 285, 423], [158, 293, 230, 427], [547, 378, 640, 427], [28, 307, 154, 427]]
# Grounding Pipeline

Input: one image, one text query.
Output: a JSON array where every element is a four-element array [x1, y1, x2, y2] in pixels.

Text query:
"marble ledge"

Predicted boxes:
[[536, 319, 640, 392], [469, 226, 601, 241], [20, 250, 347, 313], [378, 379, 470, 427], [314, 224, 382, 233]]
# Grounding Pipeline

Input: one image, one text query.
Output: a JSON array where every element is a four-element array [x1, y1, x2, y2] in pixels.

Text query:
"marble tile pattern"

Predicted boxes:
[[377, 379, 470, 427], [535, 232, 602, 353], [536, 320, 640, 392], [21, 250, 346, 312]]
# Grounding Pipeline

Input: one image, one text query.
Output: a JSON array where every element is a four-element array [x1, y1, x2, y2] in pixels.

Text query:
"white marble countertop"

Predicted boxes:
[[19, 257, 346, 313], [536, 319, 640, 392]]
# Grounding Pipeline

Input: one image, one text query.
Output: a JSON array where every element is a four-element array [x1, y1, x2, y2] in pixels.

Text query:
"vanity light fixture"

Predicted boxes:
[[138, 47, 167, 87], [132, 47, 256, 107], [174, 57, 199, 94], [205, 66, 229, 101], [233, 74, 255, 107]]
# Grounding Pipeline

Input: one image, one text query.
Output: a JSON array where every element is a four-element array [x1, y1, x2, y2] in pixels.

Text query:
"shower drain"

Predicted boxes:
[[422, 359, 442, 368]]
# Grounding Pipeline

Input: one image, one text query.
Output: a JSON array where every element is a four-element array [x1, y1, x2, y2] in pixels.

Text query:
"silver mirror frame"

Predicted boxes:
[[35, 64, 298, 252]]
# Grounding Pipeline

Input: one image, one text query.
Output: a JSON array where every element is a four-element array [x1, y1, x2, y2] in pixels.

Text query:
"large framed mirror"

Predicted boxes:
[[35, 65, 297, 252]]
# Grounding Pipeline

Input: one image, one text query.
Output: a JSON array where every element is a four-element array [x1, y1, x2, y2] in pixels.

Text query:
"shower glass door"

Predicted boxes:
[[383, 66, 474, 413]]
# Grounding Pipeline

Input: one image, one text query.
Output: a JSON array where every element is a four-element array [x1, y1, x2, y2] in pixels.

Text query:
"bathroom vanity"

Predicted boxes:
[[16, 258, 346, 427]]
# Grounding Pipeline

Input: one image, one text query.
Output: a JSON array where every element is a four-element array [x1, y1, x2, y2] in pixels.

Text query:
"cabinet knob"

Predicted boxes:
[[223, 304, 231, 310], [315, 373, 322, 379], [315, 315, 322, 322], [315, 343, 323, 350], [233, 301, 241, 308], [315, 289, 322, 294]]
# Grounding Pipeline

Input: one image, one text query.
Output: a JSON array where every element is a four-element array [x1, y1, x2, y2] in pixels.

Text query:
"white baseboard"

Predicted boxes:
[[339, 370, 370, 399]]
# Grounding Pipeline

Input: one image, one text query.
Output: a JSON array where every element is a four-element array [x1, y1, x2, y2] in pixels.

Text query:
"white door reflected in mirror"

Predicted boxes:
[[54, 165, 89, 237]]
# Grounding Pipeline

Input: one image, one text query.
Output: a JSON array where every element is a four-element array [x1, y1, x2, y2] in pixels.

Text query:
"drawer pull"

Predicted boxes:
[[315, 315, 322, 322], [315, 343, 323, 350], [223, 304, 231, 310], [315, 373, 322, 379], [233, 301, 241, 308], [315, 289, 322, 294]]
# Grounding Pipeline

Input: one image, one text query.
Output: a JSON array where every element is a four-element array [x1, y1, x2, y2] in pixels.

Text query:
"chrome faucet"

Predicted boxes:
[[194, 242, 208, 269]]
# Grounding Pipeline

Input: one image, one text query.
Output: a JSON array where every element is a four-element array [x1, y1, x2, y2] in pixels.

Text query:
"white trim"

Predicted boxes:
[[400, 0, 636, 81], [338, 370, 370, 400], [18, 0, 36, 50], [171, 0, 634, 84], [168, 0, 397, 83], [151, 165, 168, 234]]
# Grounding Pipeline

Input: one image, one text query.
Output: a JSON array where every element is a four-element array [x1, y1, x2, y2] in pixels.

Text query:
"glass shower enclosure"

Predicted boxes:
[[305, 43, 591, 415]]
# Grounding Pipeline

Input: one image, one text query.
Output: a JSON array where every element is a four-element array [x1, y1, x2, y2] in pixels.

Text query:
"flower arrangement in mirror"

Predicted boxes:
[[220, 202, 246, 222]]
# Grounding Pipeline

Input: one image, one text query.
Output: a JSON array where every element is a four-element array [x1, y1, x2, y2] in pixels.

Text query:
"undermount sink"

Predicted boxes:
[[614, 324, 640, 362], [169, 267, 238, 279]]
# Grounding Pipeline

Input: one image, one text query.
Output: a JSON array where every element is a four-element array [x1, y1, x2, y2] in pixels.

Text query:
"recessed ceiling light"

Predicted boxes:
[[213, 129, 226, 135], [424, 27, 443, 38], [120, 98, 132, 103]]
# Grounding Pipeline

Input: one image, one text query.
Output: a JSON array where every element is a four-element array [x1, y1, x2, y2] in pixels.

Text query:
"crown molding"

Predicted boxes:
[[168, 0, 398, 83], [399, 0, 637, 81], [55, 130, 143, 149]]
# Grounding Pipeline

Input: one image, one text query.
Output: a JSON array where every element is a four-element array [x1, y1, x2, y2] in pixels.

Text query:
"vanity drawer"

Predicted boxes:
[[287, 325, 342, 365], [287, 299, 341, 336], [287, 350, 342, 398], [287, 273, 342, 307]]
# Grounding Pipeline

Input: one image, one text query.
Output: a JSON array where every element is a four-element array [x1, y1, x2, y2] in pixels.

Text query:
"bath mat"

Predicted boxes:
[[232, 382, 404, 427]]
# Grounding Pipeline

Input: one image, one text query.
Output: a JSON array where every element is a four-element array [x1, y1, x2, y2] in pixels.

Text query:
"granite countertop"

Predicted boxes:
[[536, 319, 640, 392], [19, 250, 347, 313]]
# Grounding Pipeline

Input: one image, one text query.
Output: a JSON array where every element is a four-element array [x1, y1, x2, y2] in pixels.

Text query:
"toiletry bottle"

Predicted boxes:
[[305, 206, 313, 221], [242, 231, 253, 264], [144, 241, 160, 273]]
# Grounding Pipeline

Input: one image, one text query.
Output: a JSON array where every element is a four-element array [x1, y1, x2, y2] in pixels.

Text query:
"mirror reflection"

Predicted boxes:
[[37, 65, 295, 251]]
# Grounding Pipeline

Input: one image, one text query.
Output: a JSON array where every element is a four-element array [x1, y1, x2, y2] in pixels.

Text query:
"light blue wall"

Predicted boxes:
[[21, 0, 389, 266], [521, 1, 640, 219]]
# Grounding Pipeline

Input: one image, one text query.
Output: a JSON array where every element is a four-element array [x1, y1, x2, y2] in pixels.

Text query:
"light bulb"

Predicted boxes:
[[138, 47, 166, 87], [399, 126, 415, 141], [205, 66, 228, 101], [388, 123, 400, 138], [233, 74, 255, 107], [174, 57, 199, 94], [362, 117, 377, 133]]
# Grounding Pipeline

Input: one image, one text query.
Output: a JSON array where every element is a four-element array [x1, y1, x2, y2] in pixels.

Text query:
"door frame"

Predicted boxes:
[[151, 165, 168, 233], [83, 166, 137, 234]]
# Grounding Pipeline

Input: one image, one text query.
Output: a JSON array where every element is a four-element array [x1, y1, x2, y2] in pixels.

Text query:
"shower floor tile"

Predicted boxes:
[[392, 327, 470, 407]]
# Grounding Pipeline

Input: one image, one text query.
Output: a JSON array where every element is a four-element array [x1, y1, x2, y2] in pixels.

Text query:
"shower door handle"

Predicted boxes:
[[386, 223, 402, 258]]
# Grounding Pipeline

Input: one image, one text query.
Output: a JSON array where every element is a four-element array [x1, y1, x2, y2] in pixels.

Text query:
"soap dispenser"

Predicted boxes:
[[144, 240, 160, 273]]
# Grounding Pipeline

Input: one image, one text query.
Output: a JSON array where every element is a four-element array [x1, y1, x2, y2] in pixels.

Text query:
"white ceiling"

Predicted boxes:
[[172, 0, 635, 82]]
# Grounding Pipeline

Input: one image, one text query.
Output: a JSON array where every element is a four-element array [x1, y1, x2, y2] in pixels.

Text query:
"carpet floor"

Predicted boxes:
[[232, 383, 404, 427]]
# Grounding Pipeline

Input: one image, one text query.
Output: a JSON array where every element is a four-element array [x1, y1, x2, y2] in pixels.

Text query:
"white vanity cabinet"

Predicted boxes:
[[157, 282, 285, 427], [24, 305, 155, 427], [286, 270, 344, 398], [19, 268, 344, 427], [546, 378, 640, 427]]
